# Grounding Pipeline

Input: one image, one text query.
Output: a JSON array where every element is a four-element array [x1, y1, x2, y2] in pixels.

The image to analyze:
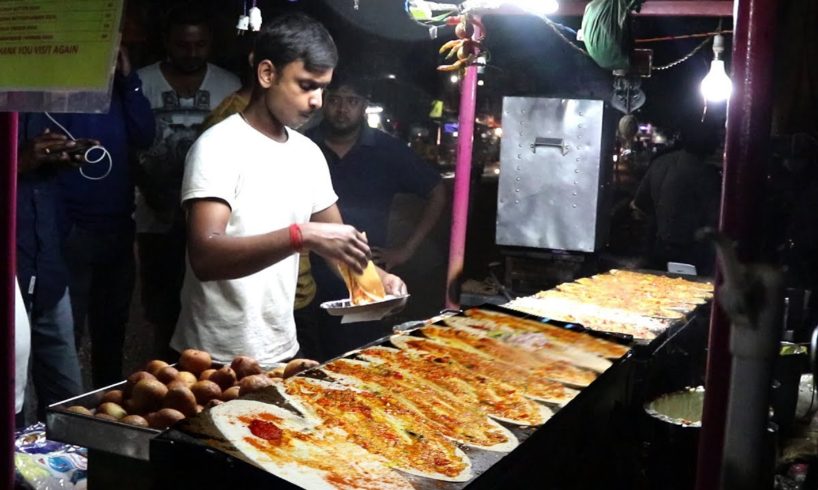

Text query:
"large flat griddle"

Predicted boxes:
[[149, 305, 656, 490], [46, 271, 711, 489]]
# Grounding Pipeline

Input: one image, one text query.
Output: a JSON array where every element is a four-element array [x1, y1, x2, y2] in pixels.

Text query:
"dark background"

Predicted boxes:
[[122, 0, 731, 132]]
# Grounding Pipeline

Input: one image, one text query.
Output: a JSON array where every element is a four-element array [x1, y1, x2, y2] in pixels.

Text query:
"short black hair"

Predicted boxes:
[[253, 13, 338, 73], [164, 3, 211, 35], [327, 70, 371, 99]]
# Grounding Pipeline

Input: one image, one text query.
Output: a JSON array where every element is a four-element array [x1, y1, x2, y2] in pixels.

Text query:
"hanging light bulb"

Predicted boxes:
[[700, 34, 732, 102], [248, 1, 263, 32]]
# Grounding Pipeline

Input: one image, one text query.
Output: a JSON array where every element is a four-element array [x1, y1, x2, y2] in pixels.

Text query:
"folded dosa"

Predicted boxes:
[[338, 261, 386, 305]]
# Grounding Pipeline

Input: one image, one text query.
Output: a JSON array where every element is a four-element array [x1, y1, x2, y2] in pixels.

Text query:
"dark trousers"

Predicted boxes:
[[64, 224, 135, 388], [137, 224, 186, 361], [29, 288, 84, 419]]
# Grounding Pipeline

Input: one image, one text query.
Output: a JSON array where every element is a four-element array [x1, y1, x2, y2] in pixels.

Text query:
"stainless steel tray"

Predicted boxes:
[[46, 381, 161, 461], [45, 359, 291, 462]]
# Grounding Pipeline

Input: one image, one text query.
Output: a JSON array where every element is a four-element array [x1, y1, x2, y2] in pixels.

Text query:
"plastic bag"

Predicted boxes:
[[581, 0, 641, 71], [14, 423, 87, 490]]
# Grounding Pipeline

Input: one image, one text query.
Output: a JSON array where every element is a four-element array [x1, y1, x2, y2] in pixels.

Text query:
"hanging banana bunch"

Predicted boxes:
[[437, 14, 485, 72]]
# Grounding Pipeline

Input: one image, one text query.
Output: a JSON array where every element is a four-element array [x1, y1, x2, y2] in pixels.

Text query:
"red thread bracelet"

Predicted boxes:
[[289, 224, 303, 251]]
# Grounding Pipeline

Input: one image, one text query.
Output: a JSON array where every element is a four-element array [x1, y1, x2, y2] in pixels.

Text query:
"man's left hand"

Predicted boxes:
[[372, 246, 414, 272], [380, 272, 408, 297], [283, 359, 319, 378]]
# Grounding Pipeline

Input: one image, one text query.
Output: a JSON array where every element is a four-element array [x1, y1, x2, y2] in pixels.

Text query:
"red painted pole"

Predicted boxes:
[[694, 0, 778, 486], [445, 23, 482, 310], [1, 111, 18, 490]]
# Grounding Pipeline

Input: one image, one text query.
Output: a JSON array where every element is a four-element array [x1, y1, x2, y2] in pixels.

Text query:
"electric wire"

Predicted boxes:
[[635, 30, 733, 44], [540, 15, 590, 57], [652, 36, 712, 71], [653, 20, 724, 71], [44, 112, 112, 181]]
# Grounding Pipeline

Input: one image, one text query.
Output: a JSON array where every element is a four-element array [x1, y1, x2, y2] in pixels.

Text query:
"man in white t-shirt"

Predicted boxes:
[[135, 6, 240, 359], [173, 13, 406, 365]]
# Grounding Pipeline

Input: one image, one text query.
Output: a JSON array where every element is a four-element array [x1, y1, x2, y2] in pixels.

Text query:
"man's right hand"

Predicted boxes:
[[116, 45, 132, 77], [19, 129, 97, 173], [300, 222, 370, 274]]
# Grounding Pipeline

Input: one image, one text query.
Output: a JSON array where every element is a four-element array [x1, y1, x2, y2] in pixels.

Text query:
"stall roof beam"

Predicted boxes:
[[555, 0, 734, 17], [1, 112, 17, 490]]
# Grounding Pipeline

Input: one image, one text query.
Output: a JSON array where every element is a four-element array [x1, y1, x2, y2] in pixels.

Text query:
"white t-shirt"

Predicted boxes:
[[172, 114, 338, 365], [135, 62, 240, 234], [15, 279, 31, 414]]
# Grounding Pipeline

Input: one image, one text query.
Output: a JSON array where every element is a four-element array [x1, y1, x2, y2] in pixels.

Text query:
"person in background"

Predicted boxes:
[[22, 47, 156, 388], [173, 13, 406, 366], [306, 73, 446, 359], [198, 74, 252, 133], [630, 118, 723, 275], [16, 128, 85, 420], [198, 34, 254, 134], [135, 4, 240, 360]]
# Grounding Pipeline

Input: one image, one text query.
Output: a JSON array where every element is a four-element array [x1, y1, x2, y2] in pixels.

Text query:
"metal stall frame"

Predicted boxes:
[[695, 0, 779, 487], [445, 18, 482, 310], [1, 112, 18, 490]]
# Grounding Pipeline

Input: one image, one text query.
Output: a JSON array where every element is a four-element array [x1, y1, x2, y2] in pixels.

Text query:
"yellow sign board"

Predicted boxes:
[[0, 0, 122, 91]]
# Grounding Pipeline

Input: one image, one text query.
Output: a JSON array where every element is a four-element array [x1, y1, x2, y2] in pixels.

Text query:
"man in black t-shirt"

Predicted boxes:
[[631, 122, 722, 274]]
